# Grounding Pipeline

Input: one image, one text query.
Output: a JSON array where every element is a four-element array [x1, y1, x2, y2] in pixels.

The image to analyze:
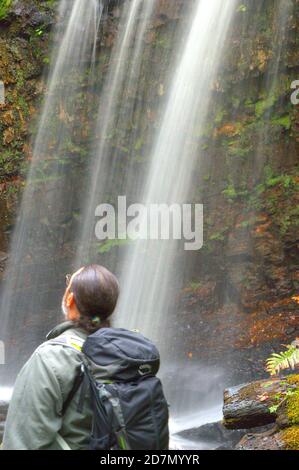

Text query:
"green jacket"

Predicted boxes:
[[2, 322, 92, 450]]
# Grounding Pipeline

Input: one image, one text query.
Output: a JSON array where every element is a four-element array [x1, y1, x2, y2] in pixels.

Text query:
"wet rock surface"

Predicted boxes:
[[0, 0, 56, 249], [223, 374, 299, 450], [236, 431, 285, 450], [177, 421, 246, 450], [223, 378, 281, 429]]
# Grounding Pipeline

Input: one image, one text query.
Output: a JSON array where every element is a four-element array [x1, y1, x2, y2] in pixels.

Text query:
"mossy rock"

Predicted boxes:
[[286, 375, 299, 426], [281, 425, 299, 450], [275, 375, 299, 429]]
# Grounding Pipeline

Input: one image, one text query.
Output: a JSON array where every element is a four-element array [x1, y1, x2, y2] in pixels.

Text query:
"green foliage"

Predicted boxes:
[[222, 183, 248, 202], [282, 426, 299, 450], [155, 31, 172, 50], [222, 184, 237, 201], [214, 109, 226, 124], [244, 98, 253, 108], [266, 343, 299, 376], [134, 137, 144, 151], [269, 388, 297, 414], [269, 404, 280, 414], [209, 227, 229, 242], [0, 0, 12, 20], [245, 167, 299, 235], [271, 115, 291, 130], [238, 217, 258, 228], [35, 27, 45, 37], [0, 149, 22, 177], [251, 167, 298, 207], [220, 119, 254, 160], [286, 385, 299, 425], [227, 139, 252, 159], [263, 165, 297, 190], [255, 95, 277, 118], [209, 231, 225, 242], [279, 206, 299, 236], [187, 281, 202, 291], [237, 4, 247, 12], [97, 238, 131, 254], [231, 97, 240, 109]]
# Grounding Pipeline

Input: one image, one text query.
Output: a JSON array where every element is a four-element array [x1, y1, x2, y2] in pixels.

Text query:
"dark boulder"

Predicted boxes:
[[177, 421, 246, 450]]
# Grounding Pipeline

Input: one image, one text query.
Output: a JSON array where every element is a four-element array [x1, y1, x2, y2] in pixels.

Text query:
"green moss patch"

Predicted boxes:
[[281, 425, 299, 450]]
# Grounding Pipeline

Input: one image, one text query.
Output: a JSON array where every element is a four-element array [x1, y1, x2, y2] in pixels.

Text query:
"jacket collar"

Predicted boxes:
[[46, 321, 87, 341]]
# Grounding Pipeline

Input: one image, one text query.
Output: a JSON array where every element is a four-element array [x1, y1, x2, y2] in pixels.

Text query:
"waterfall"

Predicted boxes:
[[76, 0, 156, 265], [115, 0, 237, 353], [0, 0, 102, 383], [111, 0, 237, 433], [0, 0, 296, 450]]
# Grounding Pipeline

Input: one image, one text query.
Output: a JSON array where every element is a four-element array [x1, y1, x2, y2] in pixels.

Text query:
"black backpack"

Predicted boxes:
[[62, 327, 169, 450]]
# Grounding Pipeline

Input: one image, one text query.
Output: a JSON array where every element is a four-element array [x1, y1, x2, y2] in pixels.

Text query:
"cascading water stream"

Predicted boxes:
[[0, 0, 101, 384], [109, 0, 237, 443], [0, 0, 291, 449], [115, 0, 237, 346], [76, 0, 156, 265]]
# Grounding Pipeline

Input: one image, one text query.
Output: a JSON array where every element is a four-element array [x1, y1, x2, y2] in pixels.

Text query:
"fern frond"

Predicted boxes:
[[266, 346, 299, 376]]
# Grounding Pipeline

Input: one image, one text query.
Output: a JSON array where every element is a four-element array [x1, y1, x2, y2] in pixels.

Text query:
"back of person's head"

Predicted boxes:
[[70, 264, 119, 333]]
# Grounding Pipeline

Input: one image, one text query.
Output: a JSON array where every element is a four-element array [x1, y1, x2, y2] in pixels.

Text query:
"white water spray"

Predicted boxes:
[[76, 0, 156, 264], [115, 0, 237, 350], [0, 0, 101, 382]]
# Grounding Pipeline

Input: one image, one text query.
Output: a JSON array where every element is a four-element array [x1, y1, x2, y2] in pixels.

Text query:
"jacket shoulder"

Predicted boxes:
[[33, 331, 85, 373], [38, 328, 85, 354]]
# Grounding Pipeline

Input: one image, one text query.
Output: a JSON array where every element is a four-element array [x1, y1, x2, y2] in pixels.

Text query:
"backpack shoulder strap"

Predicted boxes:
[[61, 367, 85, 416], [46, 334, 86, 416]]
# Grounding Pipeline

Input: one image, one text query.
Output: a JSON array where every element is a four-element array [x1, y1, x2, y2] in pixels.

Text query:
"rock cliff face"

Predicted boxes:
[[166, 0, 299, 382], [0, 0, 55, 252], [0, 0, 298, 380]]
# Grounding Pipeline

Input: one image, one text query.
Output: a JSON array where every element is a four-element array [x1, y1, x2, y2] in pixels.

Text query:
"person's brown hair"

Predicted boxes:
[[70, 264, 119, 333]]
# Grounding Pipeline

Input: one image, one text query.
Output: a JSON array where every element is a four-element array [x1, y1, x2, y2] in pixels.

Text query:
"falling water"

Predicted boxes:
[[115, 0, 237, 347], [106, 1, 237, 445], [76, 0, 156, 264], [0, 0, 294, 451], [0, 0, 101, 384]]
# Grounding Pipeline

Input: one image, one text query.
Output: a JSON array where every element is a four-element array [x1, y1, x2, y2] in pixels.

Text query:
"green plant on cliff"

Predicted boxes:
[[96, 238, 131, 254], [266, 339, 299, 376], [209, 227, 229, 242], [263, 165, 296, 191], [267, 375, 299, 419], [271, 114, 291, 130], [222, 182, 248, 202], [0, 0, 11, 20], [237, 4, 247, 13]]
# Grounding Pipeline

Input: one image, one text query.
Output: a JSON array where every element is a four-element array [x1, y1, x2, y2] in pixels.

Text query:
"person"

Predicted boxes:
[[2, 264, 120, 450]]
